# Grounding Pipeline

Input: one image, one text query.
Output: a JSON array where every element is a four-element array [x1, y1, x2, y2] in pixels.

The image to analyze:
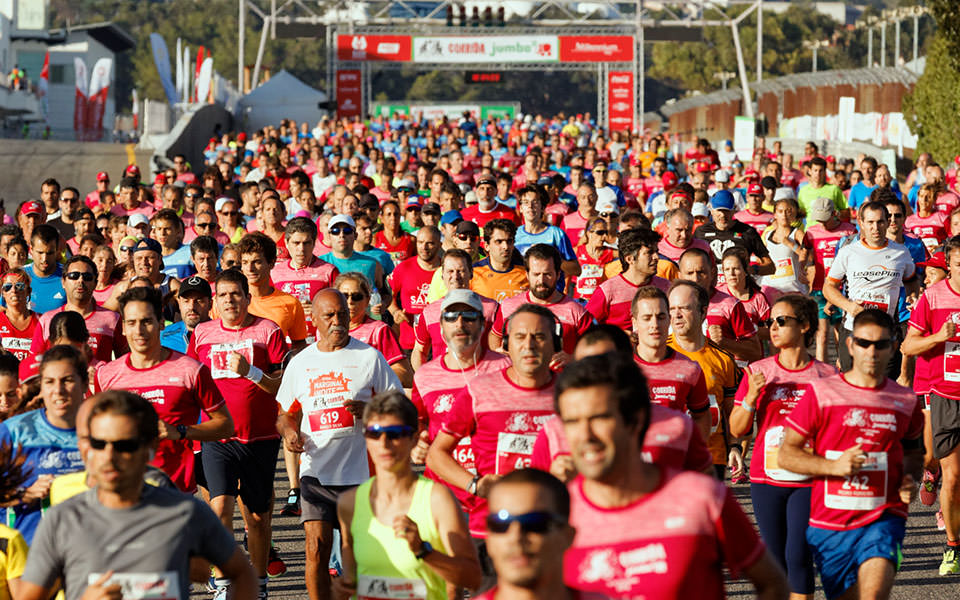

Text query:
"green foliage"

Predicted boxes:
[[903, 7, 960, 163]]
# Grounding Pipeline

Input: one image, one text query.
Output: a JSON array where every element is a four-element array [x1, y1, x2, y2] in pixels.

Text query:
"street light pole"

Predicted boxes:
[[879, 20, 886, 67], [867, 26, 873, 67], [714, 71, 736, 90]]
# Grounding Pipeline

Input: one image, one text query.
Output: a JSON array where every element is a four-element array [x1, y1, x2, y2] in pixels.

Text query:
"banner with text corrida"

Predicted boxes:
[[608, 71, 634, 132], [336, 35, 633, 63]]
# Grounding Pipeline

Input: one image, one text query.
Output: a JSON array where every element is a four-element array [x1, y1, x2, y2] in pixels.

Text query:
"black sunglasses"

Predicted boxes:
[[196, 222, 215, 229], [852, 336, 893, 350], [456, 233, 478, 241], [763, 315, 800, 328], [220, 211, 239, 217], [486, 510, 564, 534], [344, 292, 366, 303], [89, 436, 145, 453], [364, 424, 414, 441], [119, 245, 135, 252], [65, 271, 95, 282], [1, 282, 25, 292], [185, 193, 201, 199], [599, 212, 617, 218], [441, 310, 482, 323], [330, 226, 355, 236], [591, 229, 609, 236]]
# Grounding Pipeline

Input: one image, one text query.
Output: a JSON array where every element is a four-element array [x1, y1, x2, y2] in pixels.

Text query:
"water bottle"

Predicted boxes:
[[369, 288, 382, 320]]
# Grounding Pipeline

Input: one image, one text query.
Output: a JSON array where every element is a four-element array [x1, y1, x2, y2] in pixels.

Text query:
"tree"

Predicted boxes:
[[903, 3, 960, 163]]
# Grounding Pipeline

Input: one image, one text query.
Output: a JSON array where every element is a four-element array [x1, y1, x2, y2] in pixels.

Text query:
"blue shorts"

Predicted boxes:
[[812, 290, 842, 324], [807, 513, 905, 599]]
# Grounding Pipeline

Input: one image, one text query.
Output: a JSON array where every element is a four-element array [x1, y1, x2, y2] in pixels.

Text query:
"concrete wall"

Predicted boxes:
[[153, 103, 234, 173], [0, 139, 151, 207]]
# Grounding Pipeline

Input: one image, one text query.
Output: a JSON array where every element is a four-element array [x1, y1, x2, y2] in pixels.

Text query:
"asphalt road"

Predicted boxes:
[[200, 457, 958, 600]]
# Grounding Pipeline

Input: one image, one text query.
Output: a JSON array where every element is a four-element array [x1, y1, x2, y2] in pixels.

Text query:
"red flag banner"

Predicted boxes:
[[607, 70, 634, 133], [336, 69, 362, 119]]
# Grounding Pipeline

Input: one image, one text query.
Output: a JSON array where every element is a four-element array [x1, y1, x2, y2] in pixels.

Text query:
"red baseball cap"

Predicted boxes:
[[125, 164, 141, 177], [96, 171, 109, 182], [747, 183, 763, 196], [826, 155, 836, 163], [918, 251, 947, 271], [695, 162, 711, 173], [662, 171, 678, 189], [19, 200, 42, 217], [18, 354, 40, 384]]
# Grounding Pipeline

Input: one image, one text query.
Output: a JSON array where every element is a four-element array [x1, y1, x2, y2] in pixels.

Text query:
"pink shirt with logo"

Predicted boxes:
[[564, 469, 765, 598], [439, 368, 556, 536], [905, 212, 948, 253], [585, 274, 670, 332], [561, 211, 590, 248], [633, 351, 710, 414], [492, 292, 593, 355], [413, 295, 498, 360], [803, 221, 857, 291], [188, 317, 288, 443], [786, 374, 923, 530], [388, 257, 439, 349], [349, 318, 404, 366], [31, 306, 124, 362], [734, 210, 774, 235], [269, 257, 339, 306], [707, 289, 758, 341], [411, 350, 511, 525], [909, 279, 960, 399], [96, 352, 223, 492], [531, 406, 712, 473], [735, 356, 837, 487], [656, 237, 711, 264], [0, 311, 38, 361]]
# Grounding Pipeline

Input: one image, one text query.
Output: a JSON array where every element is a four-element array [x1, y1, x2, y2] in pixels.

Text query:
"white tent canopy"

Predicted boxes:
[[238, 70, 328, 131]]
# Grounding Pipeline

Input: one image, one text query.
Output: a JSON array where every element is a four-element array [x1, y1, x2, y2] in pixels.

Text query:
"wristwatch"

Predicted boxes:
[[415, 541, 434, 560], [177, 424, 188, 440]]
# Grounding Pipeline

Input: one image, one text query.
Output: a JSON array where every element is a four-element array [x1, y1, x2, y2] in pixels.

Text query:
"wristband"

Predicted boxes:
[[246, 365, 264, 384], [467, 474, 481, 496], [741, 402, 756, 414]]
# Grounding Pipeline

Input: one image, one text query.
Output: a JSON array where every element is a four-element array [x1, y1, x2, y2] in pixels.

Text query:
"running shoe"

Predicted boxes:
[[257, 584, 268, 600], [938, 509, 946, 532], [280, 488, 301, 517], [730, 472, 748, 485], [940, 546, 960, 576], [267, 546, 287, 578], [212, 580, 230, 600], [920, 468, 941, 506]]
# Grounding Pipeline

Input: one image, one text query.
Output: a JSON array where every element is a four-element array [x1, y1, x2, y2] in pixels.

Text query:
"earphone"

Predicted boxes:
[[501, 306, 563, 353]]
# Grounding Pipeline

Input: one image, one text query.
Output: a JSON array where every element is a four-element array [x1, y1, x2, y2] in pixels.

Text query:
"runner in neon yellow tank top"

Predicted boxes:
[[337, 391, 481, 600]]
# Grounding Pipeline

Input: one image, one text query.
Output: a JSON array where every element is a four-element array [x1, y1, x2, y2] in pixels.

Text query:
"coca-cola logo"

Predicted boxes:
[[610, 75, 631, 84]]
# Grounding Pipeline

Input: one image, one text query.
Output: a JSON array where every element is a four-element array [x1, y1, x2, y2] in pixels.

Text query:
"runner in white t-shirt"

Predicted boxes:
[[276, 288, 402, 600], [823, 201, 919, 372]]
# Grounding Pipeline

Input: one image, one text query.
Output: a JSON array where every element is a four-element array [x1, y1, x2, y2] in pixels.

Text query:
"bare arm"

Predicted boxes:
[[753, 256, 775, 276], [218, 547, 259, 600], [822, 278, 859, 316], [335, 490, 359, 600], [561, 259, 581, 278], [743, 551, 790, 600], [427, 432, 498, 497], [390, 357, 414, 388], [718, 335, 763, 363], [160, 403, 234, 442], [276, 407, 305, 453], [690, 409, 711, 444], [729, 369, 761, 438], [410, 343, 429, 371], [778, 427, 864, 478], [487, 328, 503, 353], [901, 322, 953, 357]]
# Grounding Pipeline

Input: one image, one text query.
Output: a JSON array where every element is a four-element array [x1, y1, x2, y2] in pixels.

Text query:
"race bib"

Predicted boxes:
[[922, 237, 940, 252], [307, 404, 355, 435], [453, 436, 476, 474], [763, 426, 809, 482], [851, 289, 891, 315], [357, 575, 427, 600], [87, 572, 180, 600], [209, 339, 254, 379], [288, 282, 312, 303], [945, 341, 960, 382], [496, 432, 536, 474], [824, 450, 888, 511], [772, 257, 795, 279], [1, 337, 30, 360]]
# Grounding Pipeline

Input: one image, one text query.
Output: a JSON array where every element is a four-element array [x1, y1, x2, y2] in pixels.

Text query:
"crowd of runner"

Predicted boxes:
[[0, 109, 959, 600]]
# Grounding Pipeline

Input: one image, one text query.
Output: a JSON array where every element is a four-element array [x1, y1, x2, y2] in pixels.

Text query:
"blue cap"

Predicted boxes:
[[536, 175, 555, 186], [710, 189, 736, 211], [132, 237, 163, 255], [440, 210, 463, 226]]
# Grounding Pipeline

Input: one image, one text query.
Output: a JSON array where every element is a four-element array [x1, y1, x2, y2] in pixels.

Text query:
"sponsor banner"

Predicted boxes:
[[148, 33, 178, 106], [607, 71, 634, 132], [559, 35, 634, 62], [413, 35, 558, 63], [337, 34, 412, 61], [73, 57, 89, 136], [336, 69, 363, 119]]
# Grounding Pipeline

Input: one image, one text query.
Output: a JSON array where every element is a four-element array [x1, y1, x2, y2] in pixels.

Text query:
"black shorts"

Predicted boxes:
[[929, 392, 960, 460], [202, 438, 281, 514], [194, 451, 207, 490], [300, 476, 355, 524]]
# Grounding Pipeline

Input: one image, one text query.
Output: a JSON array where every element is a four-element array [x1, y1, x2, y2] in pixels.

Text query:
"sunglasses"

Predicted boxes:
[[363, 424, 415, 441], [486, 510, 563, 534], [89, 436, 144, 453], [763, 315, 800, 328], [185, 193, 201, 199], [119, 245, 135, 253], [196, 222, 215, 229], [591, 229, 609, 236], [441, 310, 482, 323], [456, 233, 478, 241], [220, 211, 239, 217], [344, 292, 366, 302], [1, 282, 26, 292], [599, 212, 617, 218], [65, 271, 95, 282], [330, 226, 355, 236], [852, 336, 893, 350]]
